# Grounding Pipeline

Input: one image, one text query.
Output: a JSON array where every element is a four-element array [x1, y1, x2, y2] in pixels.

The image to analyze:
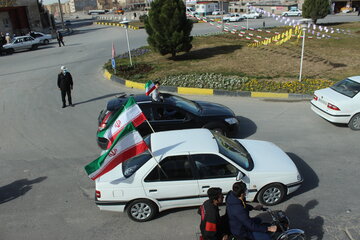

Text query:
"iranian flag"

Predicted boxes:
[[98, 97, 147, 148], [145, 80, 156, 96], [85, 123, 149, 180]]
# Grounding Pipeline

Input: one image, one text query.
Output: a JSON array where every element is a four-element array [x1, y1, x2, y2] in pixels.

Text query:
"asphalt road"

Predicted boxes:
[[0, 17, 359, 240]]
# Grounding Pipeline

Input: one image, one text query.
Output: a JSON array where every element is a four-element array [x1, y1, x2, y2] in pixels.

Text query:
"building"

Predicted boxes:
[[228, 1, 297, 14], [69, 0, 97, 12], [111, 0, 147, 9], [44, 2, 71, 16], [0, 0, 48, 35]]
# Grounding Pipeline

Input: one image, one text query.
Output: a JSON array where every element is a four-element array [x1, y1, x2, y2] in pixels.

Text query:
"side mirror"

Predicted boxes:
[[236, 171, 244, 181]]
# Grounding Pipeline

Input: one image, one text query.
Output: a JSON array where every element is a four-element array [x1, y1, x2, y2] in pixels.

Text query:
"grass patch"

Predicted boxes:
[[105, 22, 360, 94]]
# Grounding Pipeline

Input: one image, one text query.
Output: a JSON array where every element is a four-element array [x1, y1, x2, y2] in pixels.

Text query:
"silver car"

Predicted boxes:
[[2, 36, 41, 54], [29, 32, 53, 45]]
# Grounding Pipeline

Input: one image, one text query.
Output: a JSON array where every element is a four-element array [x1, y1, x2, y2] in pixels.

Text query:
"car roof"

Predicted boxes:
[[150, 128, 219, 158], [348, 76, 360, 83]]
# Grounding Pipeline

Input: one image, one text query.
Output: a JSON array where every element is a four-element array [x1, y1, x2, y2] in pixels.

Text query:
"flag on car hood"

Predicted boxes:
[[98, 96, 146, 148], [145, 80, 156, 96], [85, 123, 148, 180]]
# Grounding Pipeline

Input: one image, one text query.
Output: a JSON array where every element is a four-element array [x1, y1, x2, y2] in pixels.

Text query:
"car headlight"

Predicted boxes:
[[225, 117, 238, 125]]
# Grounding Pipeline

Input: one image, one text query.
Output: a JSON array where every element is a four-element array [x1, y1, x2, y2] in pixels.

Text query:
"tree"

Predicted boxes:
[[302, 0, 330, 24], [144, 0, 193, 58]]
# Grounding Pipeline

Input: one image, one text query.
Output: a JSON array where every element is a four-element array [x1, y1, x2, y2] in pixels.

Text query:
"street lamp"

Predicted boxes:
[[298, 18, 312, 82], [120, 17, 133, 67]]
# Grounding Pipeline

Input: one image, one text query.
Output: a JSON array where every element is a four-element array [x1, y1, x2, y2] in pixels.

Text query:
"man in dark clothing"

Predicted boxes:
[[57, 66, 73, 108], [198, 188, 228, 240], [226, 182, 277, 240], [56, 30, 65, 47]]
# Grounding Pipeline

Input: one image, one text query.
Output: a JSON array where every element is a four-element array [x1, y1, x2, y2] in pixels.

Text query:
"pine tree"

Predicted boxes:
[[144, 0, 193, 58], [302, 0, 330, 24]]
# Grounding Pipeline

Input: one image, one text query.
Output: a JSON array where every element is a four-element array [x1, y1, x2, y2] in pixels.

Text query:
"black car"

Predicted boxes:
[[97, 93, 239, 149]]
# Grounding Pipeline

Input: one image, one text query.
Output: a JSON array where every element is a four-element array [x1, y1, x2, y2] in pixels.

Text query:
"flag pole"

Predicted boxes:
[[146, 119, 155, 133], [147, 149, 168, 178]]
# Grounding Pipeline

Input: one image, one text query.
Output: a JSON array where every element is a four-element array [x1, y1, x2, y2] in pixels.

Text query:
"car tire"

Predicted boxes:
[[297, 13, 301, 16], [284, 13, 288, 17], [127, 199, 158, 222], [43, 39, 49, 45], [348, 113, 360, 130], [7, 48, 14, 54], [257, 183, 285, 206]]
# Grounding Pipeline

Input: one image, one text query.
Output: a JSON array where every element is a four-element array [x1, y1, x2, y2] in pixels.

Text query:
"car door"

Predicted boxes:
[[142, 154, 200, 209], [13, 38, 24, 50], [150, 103, 195, 131], [23, 37, 33, 49]]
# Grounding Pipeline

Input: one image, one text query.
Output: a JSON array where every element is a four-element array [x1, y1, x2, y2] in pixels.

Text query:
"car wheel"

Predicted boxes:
[[284, 13, 288, 17], [348, 113, 360, 130], [257, 183, 285, 206], [7, 48, 14, 54], [297, 13, 301, 16], [43, 39, 49, 45], [127, 199, 158, 222]]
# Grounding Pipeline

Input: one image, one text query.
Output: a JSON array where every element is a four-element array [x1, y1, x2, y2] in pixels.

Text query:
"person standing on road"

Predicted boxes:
[[56, 30, 65, 47], [57, 66, 73, 108]]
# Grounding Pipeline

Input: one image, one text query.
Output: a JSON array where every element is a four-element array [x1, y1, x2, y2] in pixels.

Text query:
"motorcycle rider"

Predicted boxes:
[[226, 182, 277, 240], [198, 187, 228, 240]]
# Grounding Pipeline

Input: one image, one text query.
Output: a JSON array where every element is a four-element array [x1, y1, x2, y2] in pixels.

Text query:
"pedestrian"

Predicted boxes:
[[150, 81, 162, 102], [198, 187, 229, 240], [56, 30, 65, 47], [358, 7, 360, 16], [0, 32, 5, 46], [263, 21, 265, 28], [5, 33, 11, 44], [57, 66, 74, 108]]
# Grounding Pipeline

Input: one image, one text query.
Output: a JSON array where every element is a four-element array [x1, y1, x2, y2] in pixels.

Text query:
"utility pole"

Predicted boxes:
[[57, 0, 65, 30]]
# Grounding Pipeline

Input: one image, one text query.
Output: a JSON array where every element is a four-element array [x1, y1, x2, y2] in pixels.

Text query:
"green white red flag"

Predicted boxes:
[[85, 123, 149, 180], [98, 96, 146, 148], [145, 80, 156, 96]]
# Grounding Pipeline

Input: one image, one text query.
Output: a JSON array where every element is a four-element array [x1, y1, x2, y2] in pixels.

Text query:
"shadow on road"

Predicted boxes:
[[173, 45, 242, 61], [73, 92, 125, 106], [232, 116, 257, 139], [0, 176, 47, 204], [286, 152, 319, 197], [71, 26, 109, 36], [256, 200, 324, 240]]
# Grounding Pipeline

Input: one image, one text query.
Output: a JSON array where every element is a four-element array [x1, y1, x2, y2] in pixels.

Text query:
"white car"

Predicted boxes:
[[29, 32, 52, 45], [223, 13, 244, 22], [281, 9, 302, 17], [242, 12, 262, 19], [2, 36, 41, 54], [212, 9, 225, 15], [311, 76, 360, 130], [94, 129, 302, 222]]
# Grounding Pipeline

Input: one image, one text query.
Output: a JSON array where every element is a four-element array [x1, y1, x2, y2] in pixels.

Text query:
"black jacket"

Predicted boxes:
[[226, 191, 267, 240], [58, 72, 73, 91], [198, 200, 227, 240]]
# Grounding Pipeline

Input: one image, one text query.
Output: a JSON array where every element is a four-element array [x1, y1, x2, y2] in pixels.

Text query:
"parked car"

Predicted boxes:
[[311, 76, 360, 130], [212, 9, 225, 15], [94, 128, 303, 222], [223, 13, 244, 22], [2, 36, 41, 54], [97, 93, 239, 149], [242, 12, 262, 19], [281, 9, 302, 17], [28, 32, 52, 45]]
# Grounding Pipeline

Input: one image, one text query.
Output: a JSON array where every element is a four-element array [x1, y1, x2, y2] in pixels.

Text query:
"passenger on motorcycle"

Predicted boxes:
[[226, 182, 277, 240], [198, 187, 229, 240]]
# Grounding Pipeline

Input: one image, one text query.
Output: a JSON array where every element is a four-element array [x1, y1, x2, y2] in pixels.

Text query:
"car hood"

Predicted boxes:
[[237, 139, 298, 174], [195, 101, 235, 117]]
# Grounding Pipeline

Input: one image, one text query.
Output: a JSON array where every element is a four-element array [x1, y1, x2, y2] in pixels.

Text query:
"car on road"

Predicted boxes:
[[212, 9, 225, 15], [223, 13, 244, 22], [94, 129, 303, 222], [97, 93, 239, 149], [2, 36, 41, 54], [281, 9, 302, 17], [28, 32, 52, 45], [311, 76, 360, 130], [242, 12, 262, 19]]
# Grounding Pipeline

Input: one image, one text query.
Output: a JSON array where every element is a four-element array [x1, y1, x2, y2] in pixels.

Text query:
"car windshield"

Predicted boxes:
[[166, 95, 201, 114], [122, 135, 151, 178], [330, 78, 360, 98], [212, 131, 253, 170]]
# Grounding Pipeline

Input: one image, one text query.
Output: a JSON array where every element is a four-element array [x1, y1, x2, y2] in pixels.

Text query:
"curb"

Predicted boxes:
[[94, 21, 140, 30], [103, 69, 312, 99]]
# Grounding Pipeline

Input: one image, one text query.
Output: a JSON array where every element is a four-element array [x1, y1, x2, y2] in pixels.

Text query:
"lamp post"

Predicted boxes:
[[298, 19, 311, 82], [120, 18, 133, 67]]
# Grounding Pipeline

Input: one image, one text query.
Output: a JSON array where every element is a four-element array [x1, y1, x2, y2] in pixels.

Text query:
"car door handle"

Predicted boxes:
[[202, 186, 210, 189], [149, 189, 157, 193]]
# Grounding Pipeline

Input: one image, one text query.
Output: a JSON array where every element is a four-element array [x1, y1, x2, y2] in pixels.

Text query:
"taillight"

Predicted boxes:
[[327, 103, 340, 111], [96, 190, 101, 198], [313, 95, 318, 101]]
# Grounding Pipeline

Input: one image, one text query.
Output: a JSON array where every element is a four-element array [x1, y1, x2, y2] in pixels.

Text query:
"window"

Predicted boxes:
[[192, 154, 237, 179], [330, 78, 360, 98], [140, 104, 154, 120], [145, 155, 193, 182], [153, 105, 186, 120]]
